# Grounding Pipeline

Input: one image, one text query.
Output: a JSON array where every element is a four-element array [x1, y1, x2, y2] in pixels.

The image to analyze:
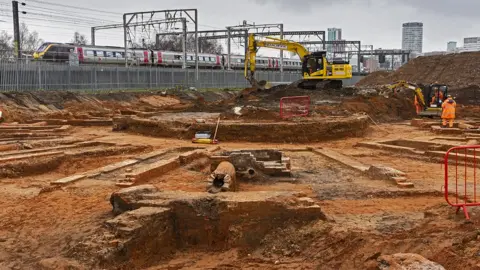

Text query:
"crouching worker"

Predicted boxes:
[[441, 95, 456, 128]]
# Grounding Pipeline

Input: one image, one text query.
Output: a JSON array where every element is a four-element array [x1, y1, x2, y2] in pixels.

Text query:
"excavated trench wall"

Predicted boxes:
[[102, 186, 325, 269], [113, 115, 370, 143]]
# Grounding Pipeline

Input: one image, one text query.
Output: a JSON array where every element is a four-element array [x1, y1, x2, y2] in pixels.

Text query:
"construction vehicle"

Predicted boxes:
[[387, 80, 449, 117], [244, 34, 352, 90]]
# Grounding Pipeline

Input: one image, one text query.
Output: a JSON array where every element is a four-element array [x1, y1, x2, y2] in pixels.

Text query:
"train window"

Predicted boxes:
[[174, 55, 182, 60], [189, 56, 194, 61], [85, 50, 94, 56], [240, 59, 245, 63], [36, 43, 49, 52], [106, 51, 113, 57], [48, 46, 58, 53], [58, 47, 70, 56]]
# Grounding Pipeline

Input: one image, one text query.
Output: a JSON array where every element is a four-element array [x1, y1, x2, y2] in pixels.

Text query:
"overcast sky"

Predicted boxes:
[[0, 0, 478, 54]]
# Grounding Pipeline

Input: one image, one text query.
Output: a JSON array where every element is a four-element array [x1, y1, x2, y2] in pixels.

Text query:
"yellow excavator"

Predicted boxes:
[[244, 34, 352, 90], [387, 80, 449, 117]]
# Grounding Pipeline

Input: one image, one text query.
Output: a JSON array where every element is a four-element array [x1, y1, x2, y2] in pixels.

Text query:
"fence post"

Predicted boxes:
[[149, 68, 152, 89], [92, 66, 96, 91], [127, 67, 130, 89], [171, 68, 174, 88], [211, 68, 214, 89], [67, 64, 71, 90], [15, 61, 19, 91], [37, 65, 41, 90], [116, 67, 119, 89], [137, 68, 140, 90]]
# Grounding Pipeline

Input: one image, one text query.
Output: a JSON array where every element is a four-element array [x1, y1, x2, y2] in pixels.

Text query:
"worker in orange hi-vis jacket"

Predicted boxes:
[[441, 95, 456, 128], [414, 95, 422, 114]]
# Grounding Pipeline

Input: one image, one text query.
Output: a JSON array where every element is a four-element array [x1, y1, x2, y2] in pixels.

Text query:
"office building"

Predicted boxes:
[[447, 41, 457, 52], [402, 22, 423, 53], [327, 28, 342, 41], [462, 37, 480, 52], [327, 28, 342, 54]]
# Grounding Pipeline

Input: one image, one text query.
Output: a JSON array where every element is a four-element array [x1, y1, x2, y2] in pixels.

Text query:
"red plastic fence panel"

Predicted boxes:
[[444, 145, 480, 220], [280, 96, 310, 119]]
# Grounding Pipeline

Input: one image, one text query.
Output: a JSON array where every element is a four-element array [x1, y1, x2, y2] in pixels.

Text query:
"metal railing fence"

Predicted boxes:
[[0, 60, 303, 91]]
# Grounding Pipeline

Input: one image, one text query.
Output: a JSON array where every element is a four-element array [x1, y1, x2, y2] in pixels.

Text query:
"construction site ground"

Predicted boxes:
[[1, 83, 480, 269]]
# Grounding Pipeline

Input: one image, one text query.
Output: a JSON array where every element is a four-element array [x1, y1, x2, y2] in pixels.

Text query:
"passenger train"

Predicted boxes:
[[32, 42, 303, 70]]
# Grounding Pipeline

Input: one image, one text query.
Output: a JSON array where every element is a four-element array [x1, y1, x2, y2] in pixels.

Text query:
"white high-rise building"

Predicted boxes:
[[327, 28, 342, 54], [402, 22, 423, 53], [462, 37, 480, 52], [447, 41, 457, 52]]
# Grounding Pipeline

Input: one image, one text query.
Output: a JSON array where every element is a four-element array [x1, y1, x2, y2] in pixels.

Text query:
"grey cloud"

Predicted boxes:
[[384, 0, 480, 18], [252, 0, 480, 18], [251, 0, 335, 10]]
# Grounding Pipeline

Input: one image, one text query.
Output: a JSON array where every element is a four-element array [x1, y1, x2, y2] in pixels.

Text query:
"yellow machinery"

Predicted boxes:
[[244, 34, 352, 90], [387, 80, 449, 117]]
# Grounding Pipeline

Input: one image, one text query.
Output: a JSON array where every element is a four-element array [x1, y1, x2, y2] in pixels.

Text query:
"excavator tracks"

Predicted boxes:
[[289, 79, 343, 90]]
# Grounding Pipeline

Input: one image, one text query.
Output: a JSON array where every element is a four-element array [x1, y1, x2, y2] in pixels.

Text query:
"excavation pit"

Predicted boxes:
[[101, 184, 325, 269], [112, 114, 370, 143]]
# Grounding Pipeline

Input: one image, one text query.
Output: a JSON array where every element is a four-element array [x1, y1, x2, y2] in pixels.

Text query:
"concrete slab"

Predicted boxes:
[[100, 159, 139, 173], [134, 148, 173, 161], [356, 142, 420, 154], [51, 174, 86, 185], [126, 158, 180, 182], [312, 148, 370, 172]]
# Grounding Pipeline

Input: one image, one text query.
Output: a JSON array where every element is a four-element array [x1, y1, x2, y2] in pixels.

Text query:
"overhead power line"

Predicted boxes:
[[27, 0, 122, 16]]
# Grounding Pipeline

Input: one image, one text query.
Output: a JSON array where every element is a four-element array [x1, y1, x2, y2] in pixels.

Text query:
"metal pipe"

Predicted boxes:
[[194, 9, 199, 85], [227, 27, 231, 70], [123, 14, 127, 67], [91, 27, 95, 46], [182, 18, 187, 69]]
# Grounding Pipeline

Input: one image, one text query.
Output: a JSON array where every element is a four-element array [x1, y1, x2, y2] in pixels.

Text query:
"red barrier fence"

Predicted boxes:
[[444, 145, 480, 220], [280, 96, 310, 119]]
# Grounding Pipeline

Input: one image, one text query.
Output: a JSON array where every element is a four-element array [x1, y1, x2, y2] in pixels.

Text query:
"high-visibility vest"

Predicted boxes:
[[441, 98, 456, 119]]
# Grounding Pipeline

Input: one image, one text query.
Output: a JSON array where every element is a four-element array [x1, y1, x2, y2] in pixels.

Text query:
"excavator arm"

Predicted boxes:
[[387, 80, 427, 108], [244, 34, 310, 87]]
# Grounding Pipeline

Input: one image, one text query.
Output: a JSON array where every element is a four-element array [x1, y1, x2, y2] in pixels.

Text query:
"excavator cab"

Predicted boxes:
[[388, 80, 448, 118], [299, 51, 347, 89], [418, 83, 448, 117]]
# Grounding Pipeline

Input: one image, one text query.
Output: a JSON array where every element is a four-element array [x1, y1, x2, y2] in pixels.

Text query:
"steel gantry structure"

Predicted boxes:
[[334, 48, 412, 71], [122, 9, 199, 83]]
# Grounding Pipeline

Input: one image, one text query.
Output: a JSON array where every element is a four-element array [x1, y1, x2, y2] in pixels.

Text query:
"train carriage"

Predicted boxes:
[[33, 42, 303, 70]]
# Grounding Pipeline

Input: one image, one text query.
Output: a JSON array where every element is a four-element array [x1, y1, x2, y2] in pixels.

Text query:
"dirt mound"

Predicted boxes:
[[0, 90, 240, 123], [237, 85, 415, 122], [355, 71, 391, 87], [356, 52, 480, 89]]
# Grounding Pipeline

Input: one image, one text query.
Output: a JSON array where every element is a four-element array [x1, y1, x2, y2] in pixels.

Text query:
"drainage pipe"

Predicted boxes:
[[207, 161, 237, 193]]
